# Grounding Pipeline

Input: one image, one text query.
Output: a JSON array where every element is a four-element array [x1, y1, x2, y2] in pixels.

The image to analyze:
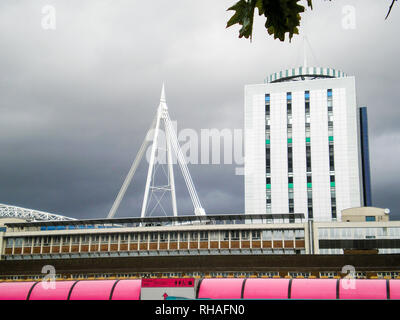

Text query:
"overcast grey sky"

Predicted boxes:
[[0, 0, 399, 220]]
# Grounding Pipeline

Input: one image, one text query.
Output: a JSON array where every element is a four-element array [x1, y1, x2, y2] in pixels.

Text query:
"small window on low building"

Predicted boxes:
[[366, 216, 376, 222]]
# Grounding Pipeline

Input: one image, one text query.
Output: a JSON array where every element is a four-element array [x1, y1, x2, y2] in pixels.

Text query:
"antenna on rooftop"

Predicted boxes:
[[303, 35, 308, 68]]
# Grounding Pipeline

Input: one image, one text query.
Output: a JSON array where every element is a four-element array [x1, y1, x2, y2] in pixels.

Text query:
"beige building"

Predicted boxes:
[[341, 207, 390, 222]]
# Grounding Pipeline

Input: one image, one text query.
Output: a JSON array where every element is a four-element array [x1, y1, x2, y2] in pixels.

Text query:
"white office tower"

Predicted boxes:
[[244, 67, 372, 222]]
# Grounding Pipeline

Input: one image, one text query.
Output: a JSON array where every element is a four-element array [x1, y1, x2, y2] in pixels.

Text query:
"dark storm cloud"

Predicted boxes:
[[0, 0, 399, 219]]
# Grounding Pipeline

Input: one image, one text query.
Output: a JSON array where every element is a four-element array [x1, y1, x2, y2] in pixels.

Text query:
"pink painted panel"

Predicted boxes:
[[339, 279, 387, 300], [389, 280, 400, 300], [243, 279, 290, 299], [291, 279, 337, 300], [198, 279, 244, 299], [29, 281, 76, 300], [111, 280, 141, 300], [69, 280, 117, 300], [0, 282, 36, 300], [142, 278, 194, 287]]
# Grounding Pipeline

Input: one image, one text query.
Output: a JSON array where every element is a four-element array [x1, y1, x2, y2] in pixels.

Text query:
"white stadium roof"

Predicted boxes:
[[0, 203, 75, 222]]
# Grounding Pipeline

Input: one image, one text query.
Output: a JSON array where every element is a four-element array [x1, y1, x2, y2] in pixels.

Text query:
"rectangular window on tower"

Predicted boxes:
[[288, 147, 293, 173], [306, 145, 312, 172], [287, 127, 292, 139], [265, 94, 270, 115], [331, 189, 337, 220], [288, 191, 294, 214], [329, 145, 335, 171], [266, 145, 271, 174], [328, 99, 333, 113], [287, 93, 292, 122]]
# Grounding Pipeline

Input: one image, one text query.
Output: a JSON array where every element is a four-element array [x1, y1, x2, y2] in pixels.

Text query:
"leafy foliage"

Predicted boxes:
[[227, 0, 396, 41], [227, 0, 313, 41]]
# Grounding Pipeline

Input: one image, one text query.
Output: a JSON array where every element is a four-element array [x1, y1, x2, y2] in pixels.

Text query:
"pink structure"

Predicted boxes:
[[0, 282, 36, 300], [291, 279, 337, 300], [0, 278, 398, 300], [243, 279, 290, 299], [198, 279, 244, 299], [339, 279, 387, 300], [389, 280, 400, 299], [111, 280, 141, 300], [29, 281, 76, 300], [69, 280, 116, 300]]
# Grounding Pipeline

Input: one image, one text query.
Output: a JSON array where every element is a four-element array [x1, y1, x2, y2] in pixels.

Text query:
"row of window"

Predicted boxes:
[[327, 89, 337, 220], [265, 90, 337, 220], [7, 271, 399, 280], [287, 93, 294, 219], [318, 227, 400, 239], [8, 270, 399, 281], [305, 91, 313, 219], [319, 239, 400, 250], [266, 94, 272, 213], [17, 270, 400, 281], [5, 229, 306, 248], [265, 90, 339, 220]]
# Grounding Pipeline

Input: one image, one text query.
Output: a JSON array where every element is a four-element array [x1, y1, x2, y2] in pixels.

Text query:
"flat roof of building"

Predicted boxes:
[[4, 213, 305, 228], [265, 66, 348, 83]]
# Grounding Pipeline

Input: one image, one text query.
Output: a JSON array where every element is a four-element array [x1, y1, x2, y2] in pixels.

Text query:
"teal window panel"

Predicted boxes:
[[366, 216, 376, 222], [330, 182, 335, 187], [266, 184, 271, 189], [288, 138, 292, 143], [266, 139, 270, 145], [329, 136, 334, 141], [307, 183, 312, 188], [288, 183, 294, 189], [306, 137, 311, 142]]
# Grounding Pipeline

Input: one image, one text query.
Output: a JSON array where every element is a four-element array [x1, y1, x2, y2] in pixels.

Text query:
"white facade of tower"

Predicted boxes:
[[245, 68, 363, 222]]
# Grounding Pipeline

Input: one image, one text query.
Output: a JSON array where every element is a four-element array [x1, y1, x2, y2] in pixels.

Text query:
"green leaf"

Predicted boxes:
[[227, 0, 313, 41], [226, 0, 258, 39], [261, 0, 306, 41]]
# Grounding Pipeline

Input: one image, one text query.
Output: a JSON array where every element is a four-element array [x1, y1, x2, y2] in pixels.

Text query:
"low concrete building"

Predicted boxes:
[[341, 207, 390, 222]]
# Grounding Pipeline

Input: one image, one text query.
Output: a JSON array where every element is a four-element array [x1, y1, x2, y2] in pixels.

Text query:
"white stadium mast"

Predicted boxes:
[[107, 84, 206, 219]]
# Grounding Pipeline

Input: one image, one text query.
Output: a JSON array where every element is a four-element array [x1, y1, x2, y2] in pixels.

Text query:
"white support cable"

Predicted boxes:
[[141, 107, 163, 218], [163, 112, 205, 215], [107, 115, 157, 219], [165, 117, 178, 217], [167, 123, 203, 212], [163, 115, 198, 207]]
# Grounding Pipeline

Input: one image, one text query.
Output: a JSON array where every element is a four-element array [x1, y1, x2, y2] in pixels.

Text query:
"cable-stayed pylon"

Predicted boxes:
[[107, 84, 205, 219]]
